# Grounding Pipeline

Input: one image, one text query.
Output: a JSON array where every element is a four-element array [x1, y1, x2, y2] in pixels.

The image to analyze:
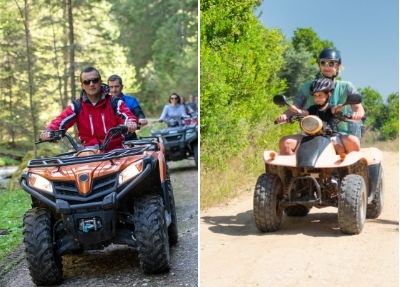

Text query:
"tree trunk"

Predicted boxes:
[[62, 0, 69, 108], [49, 8, 66, 109], [67, 0, 76, 101], [16, 0, 38, 156]]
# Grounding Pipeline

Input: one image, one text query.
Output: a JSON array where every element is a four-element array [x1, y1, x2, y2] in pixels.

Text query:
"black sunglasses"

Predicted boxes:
[[170, 97, 178, 100], [82, 77, 100, 85]]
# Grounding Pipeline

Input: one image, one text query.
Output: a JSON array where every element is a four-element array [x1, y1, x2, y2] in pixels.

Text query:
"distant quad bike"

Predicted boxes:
[[20, 126, 178, 286], [151, 114, 198, 167], [253, 94, 383, 235]]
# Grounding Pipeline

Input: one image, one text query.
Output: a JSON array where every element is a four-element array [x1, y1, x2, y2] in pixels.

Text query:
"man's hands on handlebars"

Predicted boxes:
[[126, 120, 138, 133], [39, 131, 51, 141], [276, 104, 304, 124]]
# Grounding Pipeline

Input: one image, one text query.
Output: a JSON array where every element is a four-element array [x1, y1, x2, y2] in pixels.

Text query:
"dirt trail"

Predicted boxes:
[[200, 152, 398, 287], [0, 160, 198, 287]]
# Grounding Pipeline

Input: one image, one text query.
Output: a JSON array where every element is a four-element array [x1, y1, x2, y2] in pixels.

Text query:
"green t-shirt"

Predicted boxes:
[[294, 79, 361, 136]]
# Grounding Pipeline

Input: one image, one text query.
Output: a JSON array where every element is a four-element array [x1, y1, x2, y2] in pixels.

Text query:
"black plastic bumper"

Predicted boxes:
[[20, 162, 153, 214]]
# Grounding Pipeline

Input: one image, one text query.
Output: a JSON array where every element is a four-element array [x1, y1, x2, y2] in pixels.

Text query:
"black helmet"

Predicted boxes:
[[311, 77, 334, 94], [318, 48, 341, 64]]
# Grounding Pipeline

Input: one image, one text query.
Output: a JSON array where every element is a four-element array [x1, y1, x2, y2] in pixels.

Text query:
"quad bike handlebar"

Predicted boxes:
[[36, 125, 131, 152]]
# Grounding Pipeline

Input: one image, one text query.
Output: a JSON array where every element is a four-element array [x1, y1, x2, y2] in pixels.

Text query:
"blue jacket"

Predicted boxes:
[[120, 94, 146, 119]]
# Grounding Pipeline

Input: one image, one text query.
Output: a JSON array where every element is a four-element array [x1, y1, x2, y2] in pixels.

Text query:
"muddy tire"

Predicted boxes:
[[338, 174, 367, 235], [253, 173, 283, 232], [193, 141, 198, 168], [166, 177, 179, 245], [23, 208, 63, 286], [134, 195, 170, 273], [367, 168, 384, 219], [284, 205, 310, 217]]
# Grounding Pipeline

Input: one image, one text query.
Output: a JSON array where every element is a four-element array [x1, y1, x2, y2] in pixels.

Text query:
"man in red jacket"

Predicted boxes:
[[40, 66, 138, 151]]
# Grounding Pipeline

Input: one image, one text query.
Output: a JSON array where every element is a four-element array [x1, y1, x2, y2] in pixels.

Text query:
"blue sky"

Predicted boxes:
[[256, 0, 399, 99]]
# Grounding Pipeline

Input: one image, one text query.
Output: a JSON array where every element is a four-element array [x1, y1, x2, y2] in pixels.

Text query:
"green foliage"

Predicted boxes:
[[361, 87, 386, 129], [110, 0, 198, 115], [380, 92, 399, 140], [0, 157, 18, 167], [279, 44, 319, 98], [292, 27, 334, 61], [0, 189, 31, 260], [201, 0, 287, 169], [361, 88, 398, 140]]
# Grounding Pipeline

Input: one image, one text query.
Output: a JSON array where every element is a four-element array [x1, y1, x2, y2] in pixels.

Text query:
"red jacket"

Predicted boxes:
[[47, 85, 137, 151]]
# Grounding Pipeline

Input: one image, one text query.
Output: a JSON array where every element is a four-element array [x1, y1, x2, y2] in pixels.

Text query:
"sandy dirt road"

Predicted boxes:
[[200, 152, 398, 287], [0, 160, 198, 287]]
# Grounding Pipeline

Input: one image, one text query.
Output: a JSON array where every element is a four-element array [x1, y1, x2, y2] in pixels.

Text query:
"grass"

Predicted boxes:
[[361, 131, 399, 151], [200, 147, 262, 210], [0, 189, 31, 261]]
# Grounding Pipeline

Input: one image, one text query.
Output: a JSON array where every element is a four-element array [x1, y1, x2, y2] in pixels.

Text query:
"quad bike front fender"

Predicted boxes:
[[263, 146, 382, 169]]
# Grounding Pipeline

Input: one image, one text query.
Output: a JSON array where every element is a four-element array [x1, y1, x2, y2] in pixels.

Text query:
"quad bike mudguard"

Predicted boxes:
[[297, 136, 331, 168], [263, 146, 382, 169]]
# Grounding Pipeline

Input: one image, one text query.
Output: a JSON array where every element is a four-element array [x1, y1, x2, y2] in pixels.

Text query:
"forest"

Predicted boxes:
[[0, 0, 198, 147], [200, 0, 398, 207]]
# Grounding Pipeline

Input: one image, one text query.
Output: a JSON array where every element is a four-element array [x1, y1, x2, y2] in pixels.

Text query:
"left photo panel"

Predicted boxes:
[[0, 0, 198, 286]]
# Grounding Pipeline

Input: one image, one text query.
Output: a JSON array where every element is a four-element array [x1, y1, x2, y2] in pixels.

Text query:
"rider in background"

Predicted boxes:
[[276, 48, 365, 155], [108, 74, 147, 140], [286, 77, 361, 155], [185, 94, 198, 115], [159, 93, 188, 126]]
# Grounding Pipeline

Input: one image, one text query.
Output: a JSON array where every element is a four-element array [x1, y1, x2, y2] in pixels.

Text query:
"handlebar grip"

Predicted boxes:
[[120, 125, 128, 134]]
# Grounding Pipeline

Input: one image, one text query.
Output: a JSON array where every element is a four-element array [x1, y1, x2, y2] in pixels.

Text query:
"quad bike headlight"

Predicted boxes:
[[118, 160, 143, 185], [300, 115, 323, 135], [28, 173, 53, 193]]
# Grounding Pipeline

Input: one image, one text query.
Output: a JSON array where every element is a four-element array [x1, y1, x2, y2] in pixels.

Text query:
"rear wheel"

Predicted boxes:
[[338, 174, 367, 234], [367, 168, 384, 219], [134, 195, 170, 273], [23, 208, 63, 286], [253, 173, 283, 232], [284, 205, 310, 217]]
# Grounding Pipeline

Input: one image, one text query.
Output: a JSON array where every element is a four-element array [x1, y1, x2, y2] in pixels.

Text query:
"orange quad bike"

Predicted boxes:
[[20, 126, 178, 286], [253, 94, 383, 235]]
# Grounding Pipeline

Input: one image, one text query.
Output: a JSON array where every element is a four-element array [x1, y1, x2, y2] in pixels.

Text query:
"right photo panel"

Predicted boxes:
[[200, 0, 399, 286]]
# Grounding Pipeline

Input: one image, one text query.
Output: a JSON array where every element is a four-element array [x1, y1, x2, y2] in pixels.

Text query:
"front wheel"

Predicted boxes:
[[166, 177, 179, 245], [253, 173, 283, 232], [338, 174, 367, 235], [23, 208, 63, 286], [133, 195, 170, 273]]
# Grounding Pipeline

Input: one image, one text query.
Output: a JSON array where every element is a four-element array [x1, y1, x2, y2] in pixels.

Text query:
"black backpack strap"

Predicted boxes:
[[72, 99, 81, 115], [110, 95, 120, 113]]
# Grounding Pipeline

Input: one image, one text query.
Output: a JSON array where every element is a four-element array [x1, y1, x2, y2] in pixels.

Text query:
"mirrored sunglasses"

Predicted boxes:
[[319, 60, 338, 68]]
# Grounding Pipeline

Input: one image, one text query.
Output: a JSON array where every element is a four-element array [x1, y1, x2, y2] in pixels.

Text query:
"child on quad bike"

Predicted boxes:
[[276, 48, 365, 155], [281, 77, 361, 155]]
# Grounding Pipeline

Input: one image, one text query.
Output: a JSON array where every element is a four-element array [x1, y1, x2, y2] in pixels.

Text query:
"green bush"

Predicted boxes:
[[0, 189, 31, 260], [0, 157, 19, 167]]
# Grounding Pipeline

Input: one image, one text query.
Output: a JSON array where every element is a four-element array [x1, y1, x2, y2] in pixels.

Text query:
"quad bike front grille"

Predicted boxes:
[[53, 174, 117, 198], [54, 181, 77, 195], [92, 174, 117, 194]]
